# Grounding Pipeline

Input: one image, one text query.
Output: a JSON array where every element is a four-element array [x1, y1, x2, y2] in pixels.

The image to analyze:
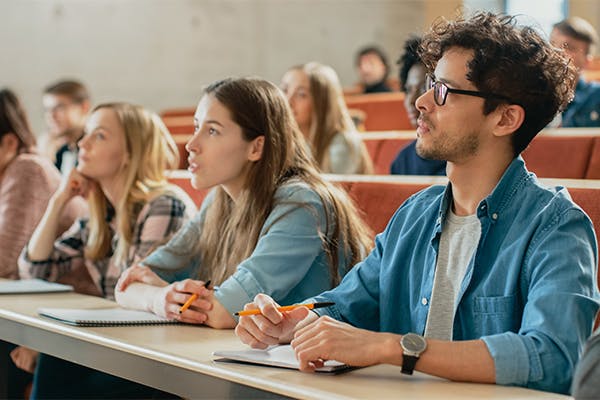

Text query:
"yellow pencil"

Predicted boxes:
[[234, 301, 335, 316], [178, 280, 211, 314]]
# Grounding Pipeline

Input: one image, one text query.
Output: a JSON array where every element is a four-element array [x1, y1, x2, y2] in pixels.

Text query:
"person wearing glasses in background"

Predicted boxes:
[[235, 13, 599, 395], [41, 80, 91, 174], [550, 17, 600, 127], [390, 36, 446, 175]]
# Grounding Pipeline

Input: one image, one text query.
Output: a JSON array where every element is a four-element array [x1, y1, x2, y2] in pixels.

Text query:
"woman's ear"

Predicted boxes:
[[247, 136, 265, 162], [493, 104, 525, 138], [0, 133, 19, 152]]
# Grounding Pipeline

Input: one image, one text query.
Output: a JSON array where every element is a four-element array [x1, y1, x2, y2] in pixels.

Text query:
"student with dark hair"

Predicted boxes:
[[0, 88, 84, 398], [115, 77, 373, 330], [356, 45, 392, 93], [41, 79, 91, 174], [391, 35, 446, 175], [236, 13, 598, 395], [550, 17, 600, 127]]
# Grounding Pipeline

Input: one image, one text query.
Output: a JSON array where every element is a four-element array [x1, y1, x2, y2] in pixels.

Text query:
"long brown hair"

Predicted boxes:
[[197, 78, 372, 286], [85, 103, 182, 266], [0, 89, 37, 153], [291, 62, 373, 174]]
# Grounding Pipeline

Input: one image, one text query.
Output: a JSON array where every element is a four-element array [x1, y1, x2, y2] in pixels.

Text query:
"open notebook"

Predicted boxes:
[[213, 345, 350, 373], [0, 279, 73, 294], [38, 307, 178, 327]]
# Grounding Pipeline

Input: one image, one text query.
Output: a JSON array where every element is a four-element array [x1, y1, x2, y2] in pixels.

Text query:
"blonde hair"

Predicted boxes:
[[196, 78, 373, 286], [292, 62, 373, 174], [85, 102, 180, 266]]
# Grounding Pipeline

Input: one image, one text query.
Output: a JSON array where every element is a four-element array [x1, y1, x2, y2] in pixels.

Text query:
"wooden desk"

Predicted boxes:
[[0, 292, 569, 399]]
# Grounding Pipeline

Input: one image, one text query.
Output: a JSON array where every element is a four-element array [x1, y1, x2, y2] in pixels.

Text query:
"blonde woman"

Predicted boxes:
[[115, 77, 373, 332], [18, 102, 195, 398], [280, 62, 373, 174]]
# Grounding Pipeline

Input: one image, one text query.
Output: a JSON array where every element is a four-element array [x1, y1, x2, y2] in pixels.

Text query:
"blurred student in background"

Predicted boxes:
[[356, 45, 393, 93], [550, 17, 600, 127], [115, 77, 373, 331], [0, 88, 85, 399], [18, 102, 195, 398], [280, 62, 373, 174], [41, 80, 91, 174], [390, 36, 446, 175]]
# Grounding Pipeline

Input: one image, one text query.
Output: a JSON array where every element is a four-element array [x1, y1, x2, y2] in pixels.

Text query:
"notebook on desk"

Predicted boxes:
[[37, 307, 178, 327], [0, 279, 73, 294], [213, 345, 351, 373]]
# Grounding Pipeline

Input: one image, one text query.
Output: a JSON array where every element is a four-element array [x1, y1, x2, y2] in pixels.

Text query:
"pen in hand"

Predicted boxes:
[[178, 280, 211, 314], [234, 301, 335, 316]]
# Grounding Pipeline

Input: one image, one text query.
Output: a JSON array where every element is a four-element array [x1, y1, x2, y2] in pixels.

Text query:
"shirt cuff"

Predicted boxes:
[[482, 332, 533, 386], [308, 295, 343, 321], [214, 268, 264, 321]]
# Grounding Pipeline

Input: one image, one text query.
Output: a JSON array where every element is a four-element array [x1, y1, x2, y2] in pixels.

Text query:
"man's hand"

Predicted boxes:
[[291, 316, 400, 371], [235, 294, 316, 348]]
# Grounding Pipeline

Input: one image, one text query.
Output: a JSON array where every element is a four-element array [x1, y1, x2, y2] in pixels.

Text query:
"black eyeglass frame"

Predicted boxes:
[[426, 75, 512, 106]]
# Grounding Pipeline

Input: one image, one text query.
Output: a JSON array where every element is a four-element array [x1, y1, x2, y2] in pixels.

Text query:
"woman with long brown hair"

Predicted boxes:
[[116, 77, 373, 329]]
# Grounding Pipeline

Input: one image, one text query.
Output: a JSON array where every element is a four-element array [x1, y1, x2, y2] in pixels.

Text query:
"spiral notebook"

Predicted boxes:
[[213, 345, 350, 373], [37, 307, 178, 327]]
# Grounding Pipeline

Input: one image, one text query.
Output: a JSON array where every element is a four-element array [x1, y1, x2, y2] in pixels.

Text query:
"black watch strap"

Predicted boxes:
[[401, 355, 419, 375]]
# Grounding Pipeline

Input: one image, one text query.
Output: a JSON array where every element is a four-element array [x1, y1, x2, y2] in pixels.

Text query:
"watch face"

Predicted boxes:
[[401, 333, 427, 353]]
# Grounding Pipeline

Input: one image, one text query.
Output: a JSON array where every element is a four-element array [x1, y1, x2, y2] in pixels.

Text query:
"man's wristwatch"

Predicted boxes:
[[400, 333, 427, 375]]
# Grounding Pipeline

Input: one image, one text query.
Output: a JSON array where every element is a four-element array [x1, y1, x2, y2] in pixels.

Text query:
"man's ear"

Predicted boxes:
[[248, 136, 265, 162], [493, 104, 525, 138]]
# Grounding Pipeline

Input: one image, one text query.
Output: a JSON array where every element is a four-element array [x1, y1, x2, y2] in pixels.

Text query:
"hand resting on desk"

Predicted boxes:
[[116, 265, 234, 327], [236, 294, 400, 372]]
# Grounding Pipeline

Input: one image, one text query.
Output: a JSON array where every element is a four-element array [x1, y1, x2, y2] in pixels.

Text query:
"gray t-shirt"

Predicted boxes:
[[425, 208, 481, 340]]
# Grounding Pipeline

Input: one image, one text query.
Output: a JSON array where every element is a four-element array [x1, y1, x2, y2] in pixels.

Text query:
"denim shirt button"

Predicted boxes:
[[492, 213, 498, 220], [436, 217, 441, 224], [421, 297, 428, 306]]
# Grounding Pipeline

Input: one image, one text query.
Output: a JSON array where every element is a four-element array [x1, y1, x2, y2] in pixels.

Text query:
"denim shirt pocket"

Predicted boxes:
[[472, 294, 520, 336]]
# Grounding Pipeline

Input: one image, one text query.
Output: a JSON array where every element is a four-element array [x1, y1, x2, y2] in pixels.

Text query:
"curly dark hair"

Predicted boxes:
[[398, 36, 423, 92], [419, 12, 577, 156]]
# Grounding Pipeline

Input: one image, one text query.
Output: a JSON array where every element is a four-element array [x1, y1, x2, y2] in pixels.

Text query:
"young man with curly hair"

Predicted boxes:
[[235, 12, 599, 395]]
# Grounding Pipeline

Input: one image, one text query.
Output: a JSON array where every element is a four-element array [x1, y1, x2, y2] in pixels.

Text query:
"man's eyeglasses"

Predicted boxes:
[[426, 75, 511, 106]]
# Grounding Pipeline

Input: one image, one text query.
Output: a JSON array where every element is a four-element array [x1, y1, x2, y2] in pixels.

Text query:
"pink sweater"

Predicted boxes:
[[0, 153, 86, 279]]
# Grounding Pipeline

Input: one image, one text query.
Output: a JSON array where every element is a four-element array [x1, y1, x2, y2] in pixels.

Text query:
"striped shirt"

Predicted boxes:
[[19, 193, 194, 300]]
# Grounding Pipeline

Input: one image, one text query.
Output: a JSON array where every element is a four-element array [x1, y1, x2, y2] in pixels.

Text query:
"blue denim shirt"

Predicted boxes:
[[312, 157, 599, 394], [562, 78, 600, 127]]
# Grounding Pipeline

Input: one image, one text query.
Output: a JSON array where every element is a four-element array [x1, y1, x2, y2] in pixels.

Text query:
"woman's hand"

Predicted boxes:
[[116, 264, 167, 292], [151, 279, 213, 324], [54, 168, 93, 204]]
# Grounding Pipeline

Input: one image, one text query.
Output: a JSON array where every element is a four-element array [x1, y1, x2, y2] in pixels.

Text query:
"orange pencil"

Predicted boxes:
[[234, 301, 335, 316], [178, 280, 211, 314]]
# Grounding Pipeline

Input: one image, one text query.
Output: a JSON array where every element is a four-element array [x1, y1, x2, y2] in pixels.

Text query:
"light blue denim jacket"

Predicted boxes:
[[142, 180, 350, 317], [312, 157, 599, 394]]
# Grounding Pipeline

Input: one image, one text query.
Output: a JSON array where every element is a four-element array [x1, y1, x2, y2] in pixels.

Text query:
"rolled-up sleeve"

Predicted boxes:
[[483, 208, 599, 394]]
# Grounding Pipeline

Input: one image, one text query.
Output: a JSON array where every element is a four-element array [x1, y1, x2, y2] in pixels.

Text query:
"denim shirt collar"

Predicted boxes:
[[435, 156, 530, 231]]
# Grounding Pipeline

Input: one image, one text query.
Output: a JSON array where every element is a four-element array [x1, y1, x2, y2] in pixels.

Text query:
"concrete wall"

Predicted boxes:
[[1, 0, 428, 134], [1, 0, 593, 135]]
